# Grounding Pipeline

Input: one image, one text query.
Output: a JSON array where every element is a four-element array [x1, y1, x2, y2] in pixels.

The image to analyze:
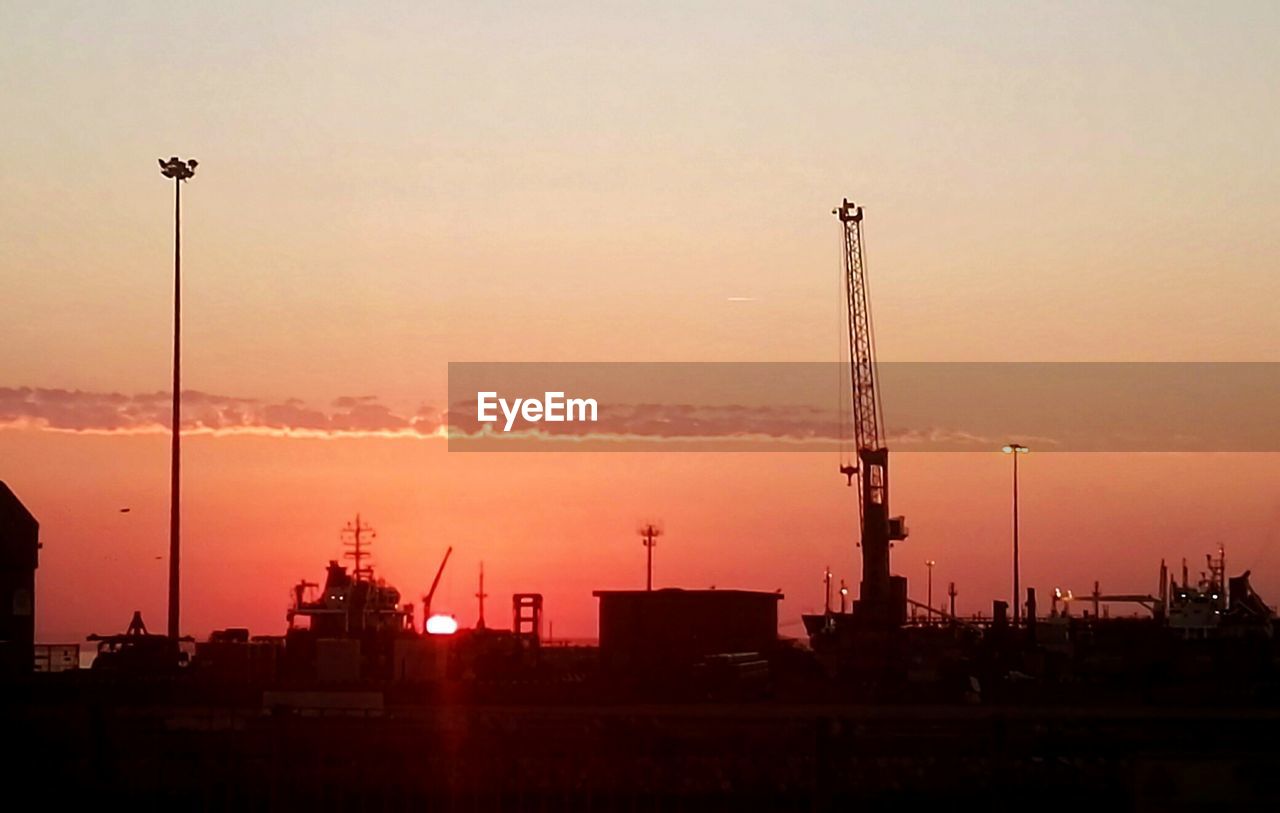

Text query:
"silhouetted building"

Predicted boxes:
[[593, 588, 782, 674], [0, 481, 39, 675]]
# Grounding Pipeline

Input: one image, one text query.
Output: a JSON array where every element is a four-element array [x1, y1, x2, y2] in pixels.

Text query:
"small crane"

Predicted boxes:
[[421, 545, 453, 621]]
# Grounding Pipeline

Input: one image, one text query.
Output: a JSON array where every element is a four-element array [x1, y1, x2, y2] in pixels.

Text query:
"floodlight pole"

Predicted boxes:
[[168, 172, 181, 642], [159, 156, 196, 643], [1002, 443, 1029, 626], [926, 560, 936, 621]]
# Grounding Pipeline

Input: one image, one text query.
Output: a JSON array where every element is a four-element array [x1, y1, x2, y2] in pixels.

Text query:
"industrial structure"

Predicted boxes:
[[4, 195, 1279, 807], [797, 200, 1280, 697], [593, 588, 782, 675], [158, 155, 197, 644], [802, 201, 911, 659], [88, 610, 185, 672], [833, 200, 909, 627], [0, 482, 38, 676]]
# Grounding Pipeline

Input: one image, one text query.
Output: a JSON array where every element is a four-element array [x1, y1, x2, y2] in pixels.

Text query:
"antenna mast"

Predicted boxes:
[[476, 562, 488, 629], [341, 514, 376, 582], [639, 523, 663, 591]]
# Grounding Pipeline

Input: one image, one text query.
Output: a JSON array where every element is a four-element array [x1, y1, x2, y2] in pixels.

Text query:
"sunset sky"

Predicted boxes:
[[2, 3, 1277, 641]]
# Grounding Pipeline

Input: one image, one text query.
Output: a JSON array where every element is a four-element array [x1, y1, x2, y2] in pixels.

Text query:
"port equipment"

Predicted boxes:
[[158, 155, 197, 643], [834, 200, 908, 626], [513, 593, 543, 644], [1002, 442, 1030, 623], [639, 523, 663, 591], [422, 545, 453, 621], [0, 481, 38, 675]]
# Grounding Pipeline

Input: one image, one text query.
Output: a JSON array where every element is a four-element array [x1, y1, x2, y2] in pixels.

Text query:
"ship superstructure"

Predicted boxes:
[[287, 515, 414, 637]]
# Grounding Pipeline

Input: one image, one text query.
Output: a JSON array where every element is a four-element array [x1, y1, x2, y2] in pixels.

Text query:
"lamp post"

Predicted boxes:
[[1002, 443, 1029, 625], [639, 523, 662, 591], [925, 559, 936, 621], [159, 156, 196, 642]]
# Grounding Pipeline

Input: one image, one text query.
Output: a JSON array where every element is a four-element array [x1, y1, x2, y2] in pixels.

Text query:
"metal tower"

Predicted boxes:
[[159, 156, 196, 643], [834, 199, 908, 623]]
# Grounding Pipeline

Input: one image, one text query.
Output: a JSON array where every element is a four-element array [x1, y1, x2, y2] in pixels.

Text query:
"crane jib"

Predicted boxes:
[[836, 199, 883, 456]]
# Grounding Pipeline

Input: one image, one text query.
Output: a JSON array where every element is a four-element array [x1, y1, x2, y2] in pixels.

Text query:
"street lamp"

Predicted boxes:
[[925, 560, 936, 622], [1002, 443, 1029, 625], [159, 156, 197, 643]]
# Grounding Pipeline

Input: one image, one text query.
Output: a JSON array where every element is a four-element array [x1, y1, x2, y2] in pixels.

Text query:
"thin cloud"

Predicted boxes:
[[0, 387, 444, 439], [0, 386, 1013, 447]]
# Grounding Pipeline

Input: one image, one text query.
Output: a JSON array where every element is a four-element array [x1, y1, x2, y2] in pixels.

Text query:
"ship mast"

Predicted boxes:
[[342, 514, 376, 582]]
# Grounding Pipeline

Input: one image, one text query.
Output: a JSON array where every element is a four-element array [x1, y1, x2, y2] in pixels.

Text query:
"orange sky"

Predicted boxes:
[[6, 428, 1277, 641], [1, 3, 1278, 641]]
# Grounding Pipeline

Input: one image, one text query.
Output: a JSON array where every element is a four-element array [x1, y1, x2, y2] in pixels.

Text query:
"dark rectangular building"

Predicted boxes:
[[0, 482, 39, 675], [593, 588, 782, 673]]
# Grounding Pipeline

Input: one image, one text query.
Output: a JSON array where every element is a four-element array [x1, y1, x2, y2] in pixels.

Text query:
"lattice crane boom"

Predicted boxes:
[[836, 199, 884, 454]]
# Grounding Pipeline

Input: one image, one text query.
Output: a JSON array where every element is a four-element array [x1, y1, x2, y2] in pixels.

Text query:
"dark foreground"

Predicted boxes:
[[7, 689, 1280, 811]]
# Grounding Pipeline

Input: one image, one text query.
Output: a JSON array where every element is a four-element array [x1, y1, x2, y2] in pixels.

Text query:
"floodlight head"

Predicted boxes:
[[159, 157, 197, 181]]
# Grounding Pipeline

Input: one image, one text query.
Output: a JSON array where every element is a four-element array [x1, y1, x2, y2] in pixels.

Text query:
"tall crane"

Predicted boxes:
[[834, 199, 908, 624]]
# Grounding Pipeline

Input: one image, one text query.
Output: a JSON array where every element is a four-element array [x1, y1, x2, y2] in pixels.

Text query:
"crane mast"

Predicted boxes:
[[835, 199, 908, 623]]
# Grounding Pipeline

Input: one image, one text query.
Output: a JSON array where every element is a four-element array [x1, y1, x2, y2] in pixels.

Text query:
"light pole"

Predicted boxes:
[[925, 560, 936, 621], [823, 566, 832, 614], [1002, 443, 1029, 625], [159, 156, 196, 643], [639, 523, 662, 591]]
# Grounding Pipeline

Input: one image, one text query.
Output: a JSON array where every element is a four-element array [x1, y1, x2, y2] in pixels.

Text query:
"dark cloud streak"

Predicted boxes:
[[0, 387, 443, 437]]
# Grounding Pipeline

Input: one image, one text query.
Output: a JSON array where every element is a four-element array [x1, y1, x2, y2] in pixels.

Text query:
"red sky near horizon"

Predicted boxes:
[[6, 428, 1277, 642]]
